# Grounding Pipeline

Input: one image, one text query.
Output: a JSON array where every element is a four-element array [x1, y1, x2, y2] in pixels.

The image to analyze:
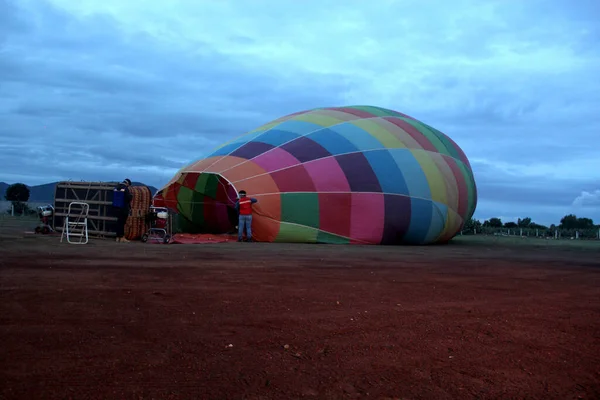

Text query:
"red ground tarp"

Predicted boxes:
[[170, 233, 238, 244]]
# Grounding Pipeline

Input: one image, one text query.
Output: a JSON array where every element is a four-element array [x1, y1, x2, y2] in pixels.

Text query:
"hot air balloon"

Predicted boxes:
[[155, 106, 477, 244]]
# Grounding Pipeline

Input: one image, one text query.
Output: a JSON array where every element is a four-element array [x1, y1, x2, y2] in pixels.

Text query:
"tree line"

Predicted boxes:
[[463, 215, 599, 239]]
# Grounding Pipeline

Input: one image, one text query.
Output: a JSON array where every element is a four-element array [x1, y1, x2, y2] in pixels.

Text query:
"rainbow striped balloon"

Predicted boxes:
[[156, 105, 477, 244]]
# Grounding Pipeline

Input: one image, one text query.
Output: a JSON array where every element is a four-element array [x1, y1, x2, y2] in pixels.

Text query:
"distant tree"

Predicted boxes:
[[560, 214, 595, 230], [530, 223, 548, 230], [517, 217, 532, 228], [560, 214, 578, 229], [463, 218, 482, 233], [577, 217, 594, 229], [504, 222, 518, 229], [483, 217, 503, 228], [4, 183, 30, 203], [5, 183, 30, 214]]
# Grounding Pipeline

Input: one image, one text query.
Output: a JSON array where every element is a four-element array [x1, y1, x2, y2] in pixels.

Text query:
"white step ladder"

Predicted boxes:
[[61, 202, 89, 244]]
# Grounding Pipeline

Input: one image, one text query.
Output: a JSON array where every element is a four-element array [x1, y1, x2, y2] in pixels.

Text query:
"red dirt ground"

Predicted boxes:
[[1, 229, 599, 399]]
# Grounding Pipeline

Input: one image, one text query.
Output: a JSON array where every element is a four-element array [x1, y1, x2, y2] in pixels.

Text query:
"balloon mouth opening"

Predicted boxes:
[[153, 172, 239, 235]]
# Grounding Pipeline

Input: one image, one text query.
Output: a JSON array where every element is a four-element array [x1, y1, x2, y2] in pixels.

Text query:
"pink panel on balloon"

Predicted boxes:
[[303, 157, 351, 192], [252, 147, 300, 173], [350, 193, 384, 244]]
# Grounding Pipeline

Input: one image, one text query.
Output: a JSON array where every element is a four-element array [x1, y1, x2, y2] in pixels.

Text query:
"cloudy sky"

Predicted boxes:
[[1, 0, 599, 225]]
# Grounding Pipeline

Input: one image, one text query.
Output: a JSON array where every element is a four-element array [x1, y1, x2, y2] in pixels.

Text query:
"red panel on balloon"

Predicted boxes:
[[443, 155, 468, 218], [318, 193, 352, 238], [270, 164, 317, 193], [181, 173, 199, 190], [163, 182, 181, 210]]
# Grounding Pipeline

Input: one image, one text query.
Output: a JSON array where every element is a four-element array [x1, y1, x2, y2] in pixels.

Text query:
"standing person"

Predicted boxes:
[[235, 190, 258, 242], [112, 178, 133, 243]]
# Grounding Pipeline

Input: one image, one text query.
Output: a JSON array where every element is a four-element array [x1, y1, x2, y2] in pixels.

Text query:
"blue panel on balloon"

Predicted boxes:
[[425, 201, 448, 243], [403, 198, 433, 244], [209, 142, 245, 157], [256, 129, 301, 147], [389, 149, 431, 200], [229, 131, 263, 145], [329, 122, 385, 151], [308, 128, 358, 155], [364, 150, 409, 196], [275, 120, 324, 135]]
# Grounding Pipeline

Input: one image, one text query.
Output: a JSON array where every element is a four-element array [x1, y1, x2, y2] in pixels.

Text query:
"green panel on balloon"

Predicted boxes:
[[176, 186, 195, 219], [275, 223, 318, 243], [174, 213, 199, 233], [349, 106, 396, 117], [456, 161, 476, 218], [203, 174, 219, 199], [317, 230, 350, 244], [194, 173, 211, 194], [189, 191, 206, 226], [281, 193, 319, 229], [427, 125, 463, 161]]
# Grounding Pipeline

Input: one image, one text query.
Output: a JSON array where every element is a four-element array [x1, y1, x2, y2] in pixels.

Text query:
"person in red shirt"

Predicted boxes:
[[235, 190, 258, 242]]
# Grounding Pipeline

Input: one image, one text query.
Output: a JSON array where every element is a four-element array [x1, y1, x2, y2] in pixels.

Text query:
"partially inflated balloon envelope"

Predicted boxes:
[[155, 106, 477, 244]]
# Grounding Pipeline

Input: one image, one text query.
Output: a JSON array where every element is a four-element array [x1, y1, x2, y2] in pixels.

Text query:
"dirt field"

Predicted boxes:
[[1, 218, 599, 399]]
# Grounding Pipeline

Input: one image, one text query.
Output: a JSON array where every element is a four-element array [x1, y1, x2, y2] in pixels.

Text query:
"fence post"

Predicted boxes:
[[11, 204, 14, 216], [576, 231, 579, 240], [520, 228, 523, 237], [536, 228, 539, 237]]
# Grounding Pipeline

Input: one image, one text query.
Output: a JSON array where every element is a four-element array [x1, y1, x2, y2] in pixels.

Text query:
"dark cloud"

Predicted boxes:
[[473, 161, 598, 207], [0, 0, 350, 144]]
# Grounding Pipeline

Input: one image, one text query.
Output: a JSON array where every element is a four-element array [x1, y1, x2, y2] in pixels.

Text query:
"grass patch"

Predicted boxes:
[[452, 234, 600, 251]]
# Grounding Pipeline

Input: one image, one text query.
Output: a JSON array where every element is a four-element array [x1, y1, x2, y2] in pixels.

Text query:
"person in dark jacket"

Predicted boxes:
[[235, 190, 258, 242], [113, 178, 133, 243]]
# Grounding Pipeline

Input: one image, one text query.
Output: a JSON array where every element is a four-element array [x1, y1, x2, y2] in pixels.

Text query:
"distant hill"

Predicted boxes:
[[1, 181, 158, 203]]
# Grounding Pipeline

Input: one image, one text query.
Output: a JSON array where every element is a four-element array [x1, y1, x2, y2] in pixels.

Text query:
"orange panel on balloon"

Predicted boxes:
[[163, 175, 180, 187], [235, 173, 280, 197], [252, 215, 281, 242], [185, 156, 223, 172], [223, 161, 268, 184], [203, 156, 247, 174], [252, 193, 281, 221]]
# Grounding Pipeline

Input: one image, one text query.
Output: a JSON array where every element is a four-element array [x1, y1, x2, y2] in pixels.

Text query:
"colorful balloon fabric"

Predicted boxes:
[[155, 105, 477, 244]]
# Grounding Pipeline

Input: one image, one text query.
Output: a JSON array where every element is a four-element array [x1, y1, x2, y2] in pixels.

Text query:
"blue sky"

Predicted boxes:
[[0, 0, 599, 225]]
